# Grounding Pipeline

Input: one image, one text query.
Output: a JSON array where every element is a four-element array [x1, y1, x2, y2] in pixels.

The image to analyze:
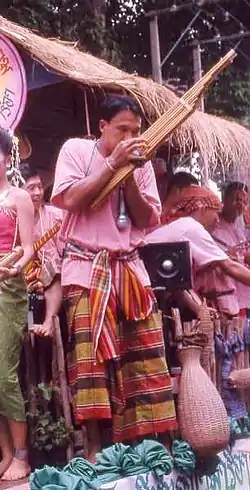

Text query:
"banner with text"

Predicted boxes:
[[0, 33, 27, 131]]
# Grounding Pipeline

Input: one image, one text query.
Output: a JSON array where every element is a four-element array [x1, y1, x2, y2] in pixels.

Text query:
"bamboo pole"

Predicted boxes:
[[53, 316, 74, 462], [171, 308, 183, 349]]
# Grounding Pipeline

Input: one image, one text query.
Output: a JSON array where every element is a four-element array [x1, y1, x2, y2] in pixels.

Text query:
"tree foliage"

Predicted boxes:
[[1, 0, 119, 62]]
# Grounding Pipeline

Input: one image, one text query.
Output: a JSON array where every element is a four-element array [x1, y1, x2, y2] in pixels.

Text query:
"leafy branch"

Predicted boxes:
[[27, 383, 73, 452]]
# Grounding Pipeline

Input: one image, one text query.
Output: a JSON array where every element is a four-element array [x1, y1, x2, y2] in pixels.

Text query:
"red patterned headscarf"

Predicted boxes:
[[162, 185, 222, 224]]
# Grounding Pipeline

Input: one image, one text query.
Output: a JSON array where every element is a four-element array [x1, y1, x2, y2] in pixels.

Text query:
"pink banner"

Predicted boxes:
[[0, 34, 27, 131]]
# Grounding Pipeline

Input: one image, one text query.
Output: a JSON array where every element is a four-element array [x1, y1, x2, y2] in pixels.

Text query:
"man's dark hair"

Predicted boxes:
[[223, 181, 248, 199], [99, 94, 143, 122], [44, 184, 53, 202], [167, 171, 199, 193], [19, 162, 39, 183], [0, 129, 13, 156]]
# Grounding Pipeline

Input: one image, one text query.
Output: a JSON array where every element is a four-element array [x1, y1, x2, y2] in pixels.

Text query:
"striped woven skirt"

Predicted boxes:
[[64, 285, 176, 442]]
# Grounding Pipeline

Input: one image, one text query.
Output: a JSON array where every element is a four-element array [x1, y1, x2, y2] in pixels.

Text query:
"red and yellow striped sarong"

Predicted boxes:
[[64, 243, 153, 362], [63, 243, 177, 442]]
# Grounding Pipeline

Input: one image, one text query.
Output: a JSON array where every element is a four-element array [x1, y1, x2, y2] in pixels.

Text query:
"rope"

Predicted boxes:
[[84, 91, 91, 137]]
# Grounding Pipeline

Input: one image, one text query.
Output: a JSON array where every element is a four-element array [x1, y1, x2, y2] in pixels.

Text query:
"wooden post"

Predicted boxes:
[[192, 41, 205, 112], [171, 308, 183, 349], [149, 15, 162, 84], [24, 333, 37, 415], [54, 316, 74, 461], [192, 41, 209, 185]]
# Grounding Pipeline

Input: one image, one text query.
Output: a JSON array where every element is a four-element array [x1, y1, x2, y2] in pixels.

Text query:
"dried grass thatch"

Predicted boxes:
[[0, 15, 249, 175]]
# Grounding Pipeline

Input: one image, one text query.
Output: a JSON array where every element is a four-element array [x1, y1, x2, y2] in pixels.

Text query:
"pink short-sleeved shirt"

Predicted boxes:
[[51, 138, 161, 288], [147, 217, 240, 315], [35, 204, 62, 273], [213, 218, 250, 310]]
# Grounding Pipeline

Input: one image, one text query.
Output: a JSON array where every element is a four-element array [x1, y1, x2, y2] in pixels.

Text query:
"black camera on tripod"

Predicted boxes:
[[139, 241, 192, 292]]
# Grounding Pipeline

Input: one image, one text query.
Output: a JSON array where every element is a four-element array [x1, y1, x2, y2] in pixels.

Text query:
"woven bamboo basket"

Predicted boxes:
[[178, 346, 229, 456], [197, 304, 216, 383], [229, 369, 250, 390]]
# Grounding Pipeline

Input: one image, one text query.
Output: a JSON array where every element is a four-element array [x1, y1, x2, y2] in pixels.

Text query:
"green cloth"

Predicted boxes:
[[0, 273, 27, 421], [95, 443, 147, 482], [64, 458, 100, 488], [230, 415, 250, 439], [172, 440, 196, 475], [134, 440, 173, 477], [30, 439, 198, 489], [30, 466, 88, 490]]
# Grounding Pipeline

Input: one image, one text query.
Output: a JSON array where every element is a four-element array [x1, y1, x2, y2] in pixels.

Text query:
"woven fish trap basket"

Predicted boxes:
[[197, 303, 214, 340], [197, 304, 215, 379], [178, 346, 229, 456], [229, 369, 250, 390]]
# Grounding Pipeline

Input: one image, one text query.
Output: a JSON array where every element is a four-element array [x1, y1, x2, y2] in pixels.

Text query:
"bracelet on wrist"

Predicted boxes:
[[105, 157, 116, 173]]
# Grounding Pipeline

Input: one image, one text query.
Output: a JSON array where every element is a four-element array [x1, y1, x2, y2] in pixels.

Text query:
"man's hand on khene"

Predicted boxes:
[[110, 138, 148, 170]]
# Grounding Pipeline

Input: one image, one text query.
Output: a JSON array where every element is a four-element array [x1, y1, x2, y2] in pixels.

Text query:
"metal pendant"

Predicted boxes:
[[116, 185, 130, 230]]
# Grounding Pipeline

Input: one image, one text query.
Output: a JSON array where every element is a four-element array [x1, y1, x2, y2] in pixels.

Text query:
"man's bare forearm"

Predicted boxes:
[[16, 245, 34, 270], [44, 279, 62, 320], [220, 259, 250, 286], [124, 176, 152, 229], [61, 163, 114, 211]]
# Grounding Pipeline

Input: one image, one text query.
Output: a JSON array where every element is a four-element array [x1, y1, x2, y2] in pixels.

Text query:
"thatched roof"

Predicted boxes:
[[0, 15, 249, 175]]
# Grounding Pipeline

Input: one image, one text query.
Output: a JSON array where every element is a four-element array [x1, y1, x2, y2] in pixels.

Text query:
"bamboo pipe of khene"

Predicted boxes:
[[25, 221, 61, 273], [0, 247, 24, 268], [0, 221, 61, 274], [91, 49, 236, 209]]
